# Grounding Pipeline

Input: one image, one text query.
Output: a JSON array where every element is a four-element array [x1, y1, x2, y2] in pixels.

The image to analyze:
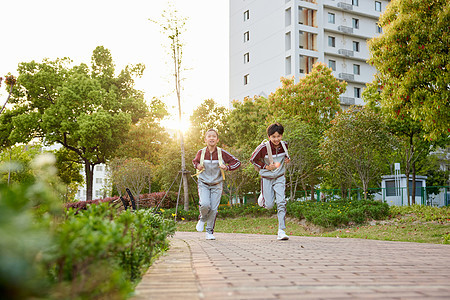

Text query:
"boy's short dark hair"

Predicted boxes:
[[267, 123, 284, 136], [205, 128, 219, 138]]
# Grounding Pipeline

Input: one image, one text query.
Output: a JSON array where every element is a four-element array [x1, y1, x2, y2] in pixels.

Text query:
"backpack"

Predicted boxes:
[[255, 140, 290, 171], [193, 147, 226, 180]]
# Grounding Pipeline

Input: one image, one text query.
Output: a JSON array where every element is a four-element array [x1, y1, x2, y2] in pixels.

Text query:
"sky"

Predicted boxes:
[[0, 0, 230, 130]]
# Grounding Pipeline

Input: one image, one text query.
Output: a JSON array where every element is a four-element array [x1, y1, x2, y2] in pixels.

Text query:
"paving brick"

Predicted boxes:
[[132, 232, 450, 299]]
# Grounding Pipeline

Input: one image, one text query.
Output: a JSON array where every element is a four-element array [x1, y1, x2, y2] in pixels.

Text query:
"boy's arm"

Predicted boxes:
[[250, 143, 266, 169], [192, 150, 202, 169], [222, 150, 241, 171]]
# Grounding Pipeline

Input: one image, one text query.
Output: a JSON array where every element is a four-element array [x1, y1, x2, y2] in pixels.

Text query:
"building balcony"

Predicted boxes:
[[338, 73, 355, 81], [337, 2, 353, 10], [338, 49, 354, 57], [340, 96, 355, 105], [338, 25, 353, 34]]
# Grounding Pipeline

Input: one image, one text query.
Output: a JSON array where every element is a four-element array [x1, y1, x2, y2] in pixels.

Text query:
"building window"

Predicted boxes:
[[354, 87, 361, 98], [244, 10, 249, 21], [385, 180, 396, 196], [95, 190, 102, 198], [353, 41, 360, 52], [352, 0, 359, 6], [376, 24, 383, 33], [285, 56, 292, 75], [329, 60, 336, 71], [244, 52, 250, 64], [353, 64, 360, 75], [244, 74, 249, 85], [299, 55, 317, 74], [299, 31, 317, 51], [285, 32, 291, 50], [285, 7, 292, 26], [352, 18, 359, 29], [95, 178, 103, 184], [96, 165, 103, 171], [375, 1, 382, 12], [328, 36, 336, 47], [328, 12, 335, 24], [299, 7, 317, 27], [244, 31, 249, 42]]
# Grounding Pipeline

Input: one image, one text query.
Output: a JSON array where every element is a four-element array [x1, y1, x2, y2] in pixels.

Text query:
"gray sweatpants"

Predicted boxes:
[[198, 181, 223, 234], [260, 175, 286, 230]]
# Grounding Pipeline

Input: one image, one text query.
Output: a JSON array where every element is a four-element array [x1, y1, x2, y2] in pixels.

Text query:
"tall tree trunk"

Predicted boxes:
[[411, 161, 416, 205], [85, 161, 94, 201], [310, 186, 315, 201]]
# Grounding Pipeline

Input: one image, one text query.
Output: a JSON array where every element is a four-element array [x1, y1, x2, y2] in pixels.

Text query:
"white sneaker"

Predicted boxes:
[[277, 229, 289, 240], [196, 219, 205, 232], [206, 233, 216, 240], [257, 194, 264, 207]]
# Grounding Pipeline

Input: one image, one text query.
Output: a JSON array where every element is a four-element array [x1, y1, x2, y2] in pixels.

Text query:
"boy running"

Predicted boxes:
[[250, 123, 290, 240], [193, 129, 241, 240]]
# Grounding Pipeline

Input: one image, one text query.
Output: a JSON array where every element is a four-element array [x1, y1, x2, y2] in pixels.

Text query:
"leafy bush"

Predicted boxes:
[[287, 199, 390, 228], [49, 203, 176, 298], [0, 154, 176, 299]]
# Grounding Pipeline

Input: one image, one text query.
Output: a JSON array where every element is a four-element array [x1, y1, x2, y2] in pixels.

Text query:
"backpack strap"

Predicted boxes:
[[193, 147, 225, 180], [199, 147, 206, 166], [192, 147, 207, 177], [217, 147, 226, 180], [281, 141, 290, 159], [264, 141, 274, 165]]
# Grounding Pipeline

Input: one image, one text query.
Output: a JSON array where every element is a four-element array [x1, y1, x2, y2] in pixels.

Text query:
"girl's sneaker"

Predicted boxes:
[[196, 219, 206, 232], [257, 194, 264, 207], [277, 229, 289, 240], [206, 233, 216, 240]]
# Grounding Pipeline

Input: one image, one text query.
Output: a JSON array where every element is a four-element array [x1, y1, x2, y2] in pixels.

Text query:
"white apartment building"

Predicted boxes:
[[230, 0, 390, 107]]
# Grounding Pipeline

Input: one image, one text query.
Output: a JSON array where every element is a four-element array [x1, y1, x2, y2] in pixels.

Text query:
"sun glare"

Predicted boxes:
[[162, 118, 190, 134]]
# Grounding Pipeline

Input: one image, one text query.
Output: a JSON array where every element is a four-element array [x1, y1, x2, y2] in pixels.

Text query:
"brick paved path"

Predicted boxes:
[[133, 232, 450, 299]]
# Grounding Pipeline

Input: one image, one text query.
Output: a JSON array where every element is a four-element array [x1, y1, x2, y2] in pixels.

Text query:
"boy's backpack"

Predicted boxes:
[[254, 140, 290, 171], [193, 147, 226, 180]]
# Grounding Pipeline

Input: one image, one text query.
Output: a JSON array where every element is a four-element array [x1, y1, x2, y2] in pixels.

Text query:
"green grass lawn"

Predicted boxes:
[[176, 215, 450, 244]]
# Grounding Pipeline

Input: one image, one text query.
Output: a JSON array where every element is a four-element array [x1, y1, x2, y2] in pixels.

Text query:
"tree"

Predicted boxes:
[[4, 46, 147, 201], [281, 117, 323, 201], [0, 144, 41, 185], [368, 0, 450, 140], [114, 98, 169, 164], [186, 99, 230, 147], [364, 75, 439, 205], [321, 107, 395, 199], [225, 96, 270, 200], [267, 62, 346, 199], [268, 62, 346, 133], [53, 148, 84, 202], [109, 157, 152, 209], [151, 5, 190, 210]]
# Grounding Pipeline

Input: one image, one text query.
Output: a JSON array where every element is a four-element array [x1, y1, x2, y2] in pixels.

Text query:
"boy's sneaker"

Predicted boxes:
[[196, 219, 206, 232], [257, 194, 264, 207], [277, 229, 289, 240], [206, 233, 216, 240]]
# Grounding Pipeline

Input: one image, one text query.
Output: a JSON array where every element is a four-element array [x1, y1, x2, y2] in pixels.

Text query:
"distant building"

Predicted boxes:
[[229, 0, 390, 108], [381, 175, 427, 206]]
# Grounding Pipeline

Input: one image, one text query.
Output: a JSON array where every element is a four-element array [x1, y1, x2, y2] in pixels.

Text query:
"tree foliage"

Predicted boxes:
[[109, 157, 152, 208], [114, 98, 169, 164], [186, 99, 230, 148], [321, 107, 394, 199], [368, 0, 450, 140], [3, 46, 147, 200], [268, 62, 346, 133], [281, 117, 323, 201]]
